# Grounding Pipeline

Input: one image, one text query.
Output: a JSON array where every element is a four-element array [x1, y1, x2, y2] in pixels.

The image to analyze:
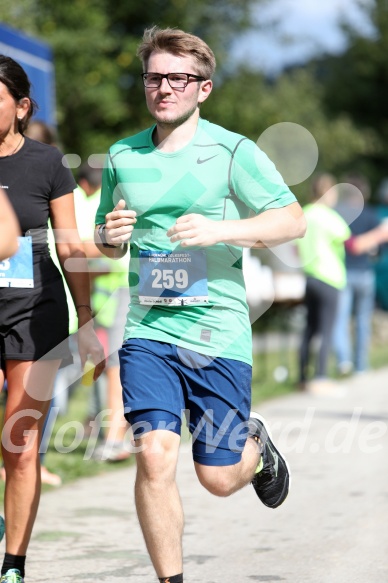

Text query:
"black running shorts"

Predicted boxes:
[[0, 255, 72, 370]]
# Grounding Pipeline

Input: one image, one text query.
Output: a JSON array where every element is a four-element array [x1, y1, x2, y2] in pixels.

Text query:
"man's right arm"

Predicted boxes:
[[94, 199, 137, 259]]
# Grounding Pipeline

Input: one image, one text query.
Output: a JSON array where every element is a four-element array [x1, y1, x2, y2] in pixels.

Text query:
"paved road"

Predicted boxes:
[[21, 368, 388, 582]]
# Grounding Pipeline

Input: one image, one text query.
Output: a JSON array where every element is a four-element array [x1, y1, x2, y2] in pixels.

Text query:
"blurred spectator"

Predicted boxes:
[[24, 119, 57, 146], [0, 188, 20, 260], [74, 162, 131, 462], [296, 173, 350, 395], [25, 120, 63, 486], [332, 173, 380, 375], [297, 173, 388, 395], [374, 178, 388, 310]]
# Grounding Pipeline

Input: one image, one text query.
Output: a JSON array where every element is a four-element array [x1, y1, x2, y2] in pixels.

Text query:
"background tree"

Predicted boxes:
[[204, 67, 376, 202], [314, 0, 387, 190], [0, 0, 260, 157], [0, 0, 381, 194]]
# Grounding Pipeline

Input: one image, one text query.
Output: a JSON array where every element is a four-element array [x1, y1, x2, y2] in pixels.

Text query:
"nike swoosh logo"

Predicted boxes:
[[197, 154, 218, 164]]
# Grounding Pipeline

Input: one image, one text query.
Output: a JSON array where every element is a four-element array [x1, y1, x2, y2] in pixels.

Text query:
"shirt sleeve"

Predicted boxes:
[[230, 138, 297, 213], [49, 147, 77, 200], [95, 151, 120, 225], [327, 210, 352, 242]]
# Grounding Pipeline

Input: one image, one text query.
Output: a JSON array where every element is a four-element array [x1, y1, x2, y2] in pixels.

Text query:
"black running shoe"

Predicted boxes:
[[249, 412, 290, 509], [0, 569, 24, 583]]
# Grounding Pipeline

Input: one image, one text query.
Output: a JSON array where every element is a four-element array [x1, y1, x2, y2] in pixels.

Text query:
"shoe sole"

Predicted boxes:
[[250, 411, 292, 506]]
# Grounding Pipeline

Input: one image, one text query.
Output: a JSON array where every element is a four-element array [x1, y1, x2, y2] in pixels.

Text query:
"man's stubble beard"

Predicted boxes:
[[152, 102, 199, 130]]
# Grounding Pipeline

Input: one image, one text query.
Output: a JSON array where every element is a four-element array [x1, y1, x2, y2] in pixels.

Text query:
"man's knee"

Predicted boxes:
[[195, 464, 236, 497], [135, 430, 180, 482]]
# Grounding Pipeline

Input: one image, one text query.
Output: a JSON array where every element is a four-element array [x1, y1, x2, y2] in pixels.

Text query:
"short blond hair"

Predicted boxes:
[[137, 26, 216, 79]]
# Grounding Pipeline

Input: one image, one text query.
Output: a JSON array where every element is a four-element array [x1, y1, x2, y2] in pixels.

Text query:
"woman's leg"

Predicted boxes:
[[315, 281, 340, 378], [332, 282, 353, 372], [353, 270, 375, 372], [1, 359, 60, 555], [299, 278, 320, 383]]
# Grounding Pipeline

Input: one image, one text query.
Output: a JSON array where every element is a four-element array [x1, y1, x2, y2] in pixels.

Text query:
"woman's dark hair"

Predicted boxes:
[[0, 54, 38, 134]]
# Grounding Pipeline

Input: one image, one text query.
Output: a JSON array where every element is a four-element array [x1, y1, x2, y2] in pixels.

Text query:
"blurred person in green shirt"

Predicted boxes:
[[297, 173, 388, 395]]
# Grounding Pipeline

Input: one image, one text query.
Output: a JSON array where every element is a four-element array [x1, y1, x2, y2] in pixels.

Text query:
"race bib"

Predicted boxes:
[[0, 236, 34, 288], [139, 249, 208, 306]]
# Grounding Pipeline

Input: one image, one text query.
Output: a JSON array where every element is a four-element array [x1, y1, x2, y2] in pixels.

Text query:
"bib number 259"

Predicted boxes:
[[151, 268, 188, 290]]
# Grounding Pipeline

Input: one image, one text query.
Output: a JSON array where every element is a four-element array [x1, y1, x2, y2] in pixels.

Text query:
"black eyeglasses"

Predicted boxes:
[[141, 72, 205, 89]]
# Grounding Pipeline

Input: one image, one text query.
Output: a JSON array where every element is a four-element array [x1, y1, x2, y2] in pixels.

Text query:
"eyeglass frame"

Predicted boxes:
[[141, 72, 206, 89]]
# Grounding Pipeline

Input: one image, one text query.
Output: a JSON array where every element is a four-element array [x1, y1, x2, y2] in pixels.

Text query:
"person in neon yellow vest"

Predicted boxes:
[[76, 163, 131, 461]]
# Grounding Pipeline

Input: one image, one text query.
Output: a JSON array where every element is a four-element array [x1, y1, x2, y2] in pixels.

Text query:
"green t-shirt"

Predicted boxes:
[[96, 118, 296, 365], [297, 203, 351, 290]]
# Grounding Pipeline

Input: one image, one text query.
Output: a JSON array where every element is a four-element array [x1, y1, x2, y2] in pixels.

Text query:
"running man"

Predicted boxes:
[[95, 26, 306, 583]]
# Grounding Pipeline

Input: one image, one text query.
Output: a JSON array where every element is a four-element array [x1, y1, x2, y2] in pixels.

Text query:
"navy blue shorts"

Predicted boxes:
[[119, 339, 252, 467]]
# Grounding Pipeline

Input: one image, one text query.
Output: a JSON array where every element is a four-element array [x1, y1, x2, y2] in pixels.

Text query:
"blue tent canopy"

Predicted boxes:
[[0, 23, 56, 125]]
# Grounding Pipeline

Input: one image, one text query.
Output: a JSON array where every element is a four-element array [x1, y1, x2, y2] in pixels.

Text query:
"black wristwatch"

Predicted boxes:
[[97, 224, 117, 248]]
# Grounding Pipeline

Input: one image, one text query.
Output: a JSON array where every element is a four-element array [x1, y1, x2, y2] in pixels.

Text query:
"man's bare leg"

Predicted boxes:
[[134, 430, 183, 577], [194, 434, 260, 496]]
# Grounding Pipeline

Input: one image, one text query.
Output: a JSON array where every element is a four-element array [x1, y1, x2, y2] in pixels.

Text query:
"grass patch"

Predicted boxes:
[[41, 383, 134, 488], [0, 383, 134, 506], [251, 350, 298, 404], [251, 320, 388, 405]]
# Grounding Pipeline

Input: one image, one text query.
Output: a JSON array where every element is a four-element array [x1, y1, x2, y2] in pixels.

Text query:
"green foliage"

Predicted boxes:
[[204, 67, 375, 202], [314, 0, 388, 189], [0, 0, 384, 188], [0, 0, 39, 32], [0, 0, 258, 159]]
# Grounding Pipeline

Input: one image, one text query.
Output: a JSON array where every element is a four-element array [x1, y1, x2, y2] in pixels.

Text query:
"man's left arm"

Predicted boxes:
[[167, 201, 306, 249]]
